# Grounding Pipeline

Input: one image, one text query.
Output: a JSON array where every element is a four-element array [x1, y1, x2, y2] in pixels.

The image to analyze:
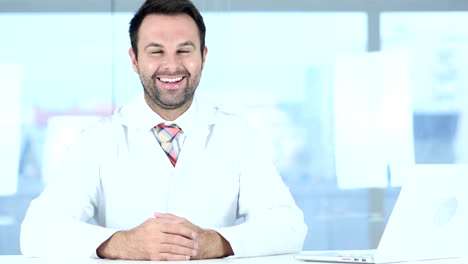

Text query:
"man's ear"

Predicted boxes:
[[129, 47, 139, 73], [201, 46, 208, 69]]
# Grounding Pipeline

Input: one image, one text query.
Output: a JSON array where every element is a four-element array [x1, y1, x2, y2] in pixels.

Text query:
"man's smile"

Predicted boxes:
[[158, 76, 184, 83]]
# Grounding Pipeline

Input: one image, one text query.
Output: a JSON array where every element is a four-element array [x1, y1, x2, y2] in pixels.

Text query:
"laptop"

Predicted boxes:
[[295, 164, 468, 263]]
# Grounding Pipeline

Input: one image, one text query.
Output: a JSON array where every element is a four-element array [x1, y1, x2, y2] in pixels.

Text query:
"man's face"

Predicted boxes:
[[129, 14, 207, 113]]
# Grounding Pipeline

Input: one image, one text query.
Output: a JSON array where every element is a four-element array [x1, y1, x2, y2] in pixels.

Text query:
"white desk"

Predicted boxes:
[[0, 255, 465, 264]]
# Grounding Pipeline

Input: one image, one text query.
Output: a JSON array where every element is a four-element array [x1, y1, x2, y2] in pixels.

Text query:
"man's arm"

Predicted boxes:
[[20, 195, 118, 258], [21, 126, 113, 258], [211, 119, 308, 257]]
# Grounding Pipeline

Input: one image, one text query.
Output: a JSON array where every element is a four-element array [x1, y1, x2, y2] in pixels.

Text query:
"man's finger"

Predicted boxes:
[[154, 212, 184, 221], [150, 217, 180, 224], [159, 221, 197, 239], [155, 252, 191, 261], [161, 233, 199, 249], [159, 242, 198, 257]]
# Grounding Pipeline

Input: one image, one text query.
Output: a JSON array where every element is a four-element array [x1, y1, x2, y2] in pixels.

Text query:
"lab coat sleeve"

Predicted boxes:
[[20, 127, 118, 258], [214, 120, 308, 257]]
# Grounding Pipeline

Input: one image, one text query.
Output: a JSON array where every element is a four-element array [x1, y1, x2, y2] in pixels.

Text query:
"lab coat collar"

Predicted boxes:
[[115, 93, 217, 132]]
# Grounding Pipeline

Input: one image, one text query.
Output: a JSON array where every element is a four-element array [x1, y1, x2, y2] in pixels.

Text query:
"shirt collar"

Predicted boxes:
[[159, 97, 197, 135], [116, 93, 198, 134]]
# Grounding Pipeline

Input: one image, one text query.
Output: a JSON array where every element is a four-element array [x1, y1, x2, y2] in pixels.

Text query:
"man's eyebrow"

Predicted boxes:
[[178, 41, 196, 48], [144, 41, 195, 50], [144, 42, 163, 50]]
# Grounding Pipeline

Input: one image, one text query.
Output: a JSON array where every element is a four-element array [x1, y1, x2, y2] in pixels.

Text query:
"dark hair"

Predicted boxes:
[[129, 0, 206, 58]]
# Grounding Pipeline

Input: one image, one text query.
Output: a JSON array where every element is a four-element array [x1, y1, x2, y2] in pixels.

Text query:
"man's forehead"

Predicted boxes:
[[138, 14, 200, 44], [140, 13, 197, 31]]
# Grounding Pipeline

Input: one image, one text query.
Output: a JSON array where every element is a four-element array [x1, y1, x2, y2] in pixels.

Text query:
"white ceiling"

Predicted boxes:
[[0, 0, 467, 12]]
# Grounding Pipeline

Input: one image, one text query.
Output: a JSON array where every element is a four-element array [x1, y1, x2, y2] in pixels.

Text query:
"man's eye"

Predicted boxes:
[[151, 50, 163, 54], [178, 50, 190, 54]]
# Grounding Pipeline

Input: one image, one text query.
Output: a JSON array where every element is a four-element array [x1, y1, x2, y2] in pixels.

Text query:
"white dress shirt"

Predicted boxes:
[[20, 94, 307, 258]]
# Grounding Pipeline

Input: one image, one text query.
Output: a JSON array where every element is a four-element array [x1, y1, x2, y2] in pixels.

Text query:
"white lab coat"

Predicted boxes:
[[20, 95, 307, 258]]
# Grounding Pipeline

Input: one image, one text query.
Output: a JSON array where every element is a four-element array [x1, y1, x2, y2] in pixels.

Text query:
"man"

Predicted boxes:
[[20, 0, 307, 260]]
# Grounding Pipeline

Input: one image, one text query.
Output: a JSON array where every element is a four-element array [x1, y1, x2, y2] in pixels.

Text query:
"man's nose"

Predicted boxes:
[[161, 54, 181, 69]]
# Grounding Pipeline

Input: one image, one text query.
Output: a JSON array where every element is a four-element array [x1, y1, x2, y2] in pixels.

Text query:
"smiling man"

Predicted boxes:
[[20, 0, 307, 261], [133, 12, 207, 120]]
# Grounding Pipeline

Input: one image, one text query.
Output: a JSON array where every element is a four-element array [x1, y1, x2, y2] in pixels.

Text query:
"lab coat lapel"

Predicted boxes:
[[175, 100, 217, 172]]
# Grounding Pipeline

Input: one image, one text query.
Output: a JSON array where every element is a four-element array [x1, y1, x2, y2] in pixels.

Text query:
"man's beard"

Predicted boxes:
[[140, 70, 199, 110], [142, 81, 195, 110]]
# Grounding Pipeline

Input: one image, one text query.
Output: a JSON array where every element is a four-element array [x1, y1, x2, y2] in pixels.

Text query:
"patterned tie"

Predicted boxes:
[[155, 123, 182, 166]]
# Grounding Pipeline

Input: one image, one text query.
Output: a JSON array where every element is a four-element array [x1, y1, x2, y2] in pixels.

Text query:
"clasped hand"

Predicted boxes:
[[97, 212, 231, 261]]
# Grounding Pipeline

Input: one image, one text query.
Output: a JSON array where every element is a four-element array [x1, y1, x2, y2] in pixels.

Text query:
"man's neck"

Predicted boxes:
[[144, 96, 192, 121]]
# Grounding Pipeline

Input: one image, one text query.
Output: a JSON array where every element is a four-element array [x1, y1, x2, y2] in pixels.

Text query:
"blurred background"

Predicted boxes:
[[1, 0, 468, 254]]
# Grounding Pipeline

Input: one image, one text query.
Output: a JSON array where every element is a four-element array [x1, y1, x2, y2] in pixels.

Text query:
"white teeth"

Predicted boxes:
[[160, 77, 183, 83]]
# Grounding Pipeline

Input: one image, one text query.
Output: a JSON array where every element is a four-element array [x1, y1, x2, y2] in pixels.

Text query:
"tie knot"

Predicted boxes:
[[155, 123, 181, 143]]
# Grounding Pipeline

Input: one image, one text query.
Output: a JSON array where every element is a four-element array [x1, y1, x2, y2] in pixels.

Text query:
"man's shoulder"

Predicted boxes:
[[197, 101, 261, 137], [201, 101, 251, 128], [75, 114, 126, 143]]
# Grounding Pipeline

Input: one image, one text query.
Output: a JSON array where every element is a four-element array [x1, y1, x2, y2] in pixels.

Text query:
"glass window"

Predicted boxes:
[[0, 12, 113, 254], [381, 12, 468, 165], [195, 12, 369, 250]]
